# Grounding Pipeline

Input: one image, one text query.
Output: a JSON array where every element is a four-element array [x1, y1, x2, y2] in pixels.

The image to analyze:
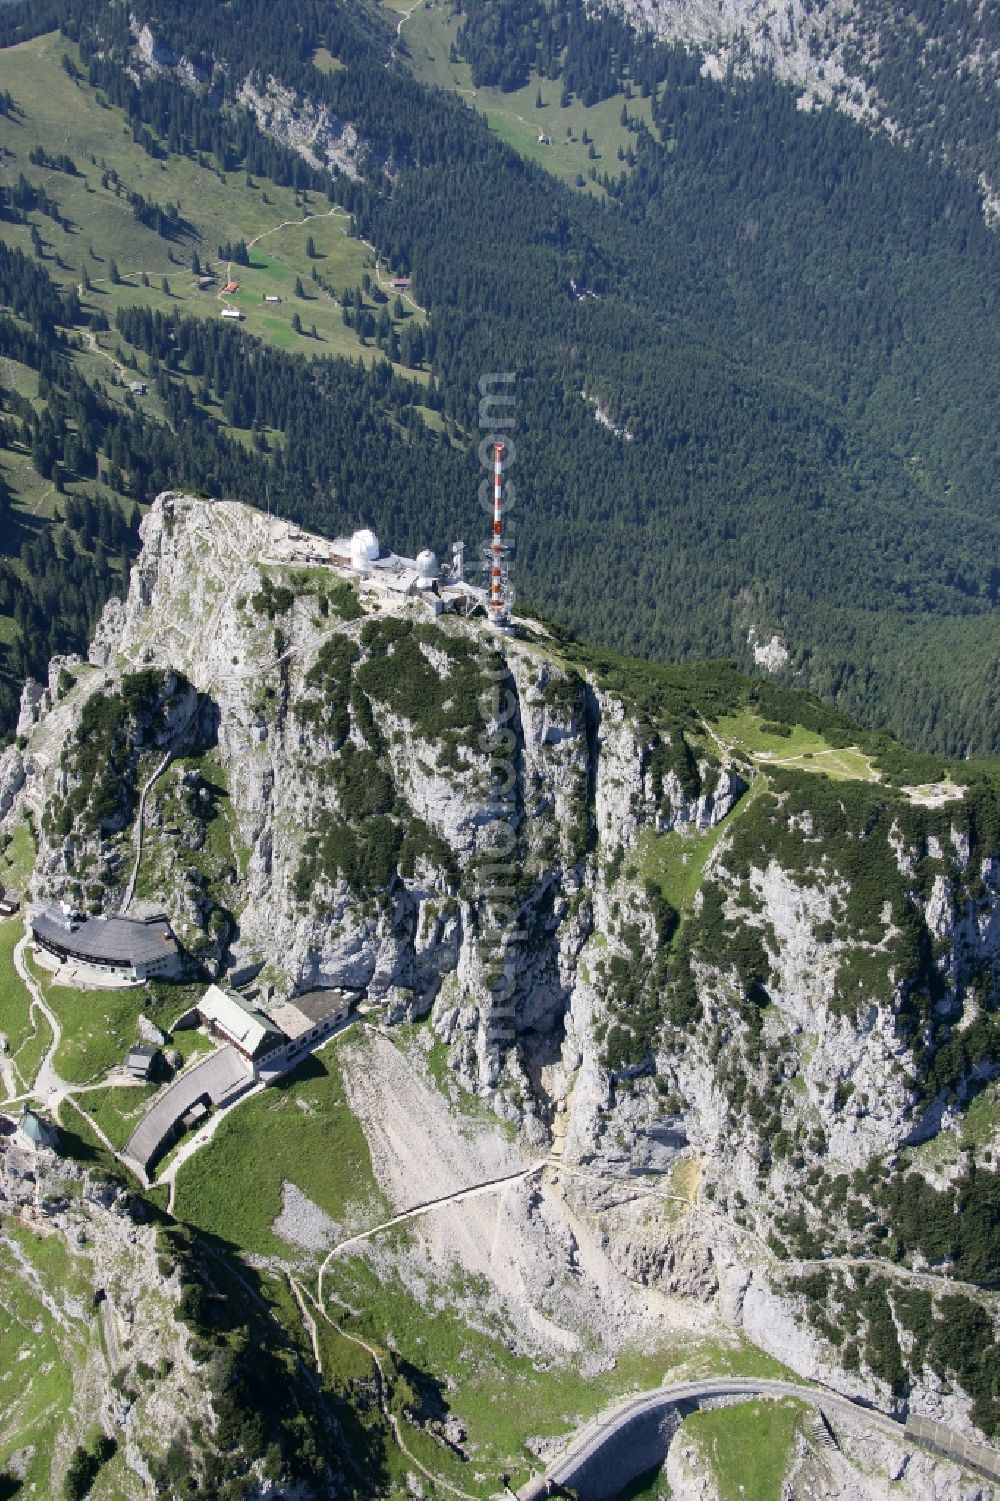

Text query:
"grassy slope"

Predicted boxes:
[[81, 1081, 158, 1148], [326, 1243, 799, 1495], [399, 0, 654, 194], [0, 813, 36, 892], [681, 1397, 808, 1501], [0, 32, 424, 369], [0, 1221, 97, 1495], [630, 777, 764, 912], [0, 915, 31, 1055], [0, 913, 55, 1093], [0, 29, 435, 645], [27, 952, 151, 1084], [10, 1006, 51, 1091], [171, 1044, 387, 1254], [132, 751, 250, 945], [162, 975, 802, 1492], [629, 703, 886, 914], [711, 712, 879, 782], [903, 1080, 1000, 1178]]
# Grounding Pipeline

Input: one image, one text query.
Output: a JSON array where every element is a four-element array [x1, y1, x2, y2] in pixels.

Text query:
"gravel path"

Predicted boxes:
[[118, 748, 175, 915], [13, 933, 65, 1100]]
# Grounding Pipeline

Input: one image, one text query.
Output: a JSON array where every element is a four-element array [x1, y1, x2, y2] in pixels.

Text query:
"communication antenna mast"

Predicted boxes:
[[484, 441, 513, 628]]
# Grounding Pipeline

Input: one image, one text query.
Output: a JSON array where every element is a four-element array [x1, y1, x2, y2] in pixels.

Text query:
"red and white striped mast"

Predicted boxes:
[[488, 439, 511, 626]]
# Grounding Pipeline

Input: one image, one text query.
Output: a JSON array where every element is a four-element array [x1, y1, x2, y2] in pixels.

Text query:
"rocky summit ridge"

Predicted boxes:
[[4, 493, 999, 1470]]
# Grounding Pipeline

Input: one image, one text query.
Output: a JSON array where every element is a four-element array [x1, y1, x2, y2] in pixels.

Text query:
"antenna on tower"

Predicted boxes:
[[484, 441, 513, 629]]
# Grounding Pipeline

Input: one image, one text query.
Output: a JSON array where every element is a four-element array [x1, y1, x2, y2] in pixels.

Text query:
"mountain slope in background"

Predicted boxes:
[[0, 0, 997, 762], [603, 0, 1000, 217]]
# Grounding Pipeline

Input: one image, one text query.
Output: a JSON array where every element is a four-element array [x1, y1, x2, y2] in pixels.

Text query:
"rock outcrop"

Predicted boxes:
[[238, 75, 366, 180], [6, 493, 999, 1446]]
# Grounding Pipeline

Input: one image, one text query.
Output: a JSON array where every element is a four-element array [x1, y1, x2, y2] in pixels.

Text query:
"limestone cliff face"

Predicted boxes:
[[34, 498, 743, 1093], [605, 0, 869, 112], [237, 75, 366, 181], [8, 494, 999, 1437], [600, 0, 998, 219], [0, 1137, 216, 1493]]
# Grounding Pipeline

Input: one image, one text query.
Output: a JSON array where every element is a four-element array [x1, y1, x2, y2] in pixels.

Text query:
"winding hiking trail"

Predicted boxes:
[[553, 1160, 997, 1307], [246, 204, 345, 254], [0, 1047, 19, 1100], [388, 0, 428, 68], [297, 1276, 480, 1501], [83, 328, 129, 383], [288, 1274, 323, 1372], [317, 1162, 544, 1305], [220, 205, 346, 305], [10, 912, 985, 1316], [13, 933, 64, 1101], [8, 932, 150, 1180], [777, 1253, 996, 1306]]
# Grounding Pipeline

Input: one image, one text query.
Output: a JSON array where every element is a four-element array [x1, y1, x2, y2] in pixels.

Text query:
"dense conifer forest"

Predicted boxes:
[[0, 0, 997, 753]]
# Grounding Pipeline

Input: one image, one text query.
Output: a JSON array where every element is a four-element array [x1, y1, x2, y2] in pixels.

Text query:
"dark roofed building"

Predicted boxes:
[[267, 988, 353, 1061], [31, 904, 180, 983], [125, 1044, 161, 1081], [16, 1104, 60, 1152], [288, 989, 353, 1028]]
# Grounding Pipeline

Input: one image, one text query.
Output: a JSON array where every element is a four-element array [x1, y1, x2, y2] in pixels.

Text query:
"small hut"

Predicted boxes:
[[15, 1105, 60, 1152]]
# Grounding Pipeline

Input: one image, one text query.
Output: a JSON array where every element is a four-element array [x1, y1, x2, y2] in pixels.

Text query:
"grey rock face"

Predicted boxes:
[[238, 75, 366, 180], [0, 745, 25, 822], [7, 493, 999, 1444], [16, 678, 45, 738]]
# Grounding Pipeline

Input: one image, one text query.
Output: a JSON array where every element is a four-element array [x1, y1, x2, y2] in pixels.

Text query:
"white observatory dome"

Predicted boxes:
[[415, 548, 439, 581], [350, 528, 380, 569]]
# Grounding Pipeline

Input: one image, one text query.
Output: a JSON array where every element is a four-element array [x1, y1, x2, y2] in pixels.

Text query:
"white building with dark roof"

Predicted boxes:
[[197, 984, 288, 1072], [30, 905, 180, 984]]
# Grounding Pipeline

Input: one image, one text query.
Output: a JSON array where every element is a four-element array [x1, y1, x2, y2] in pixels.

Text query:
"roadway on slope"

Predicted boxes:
[[515, 1373, 995, 1500]]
